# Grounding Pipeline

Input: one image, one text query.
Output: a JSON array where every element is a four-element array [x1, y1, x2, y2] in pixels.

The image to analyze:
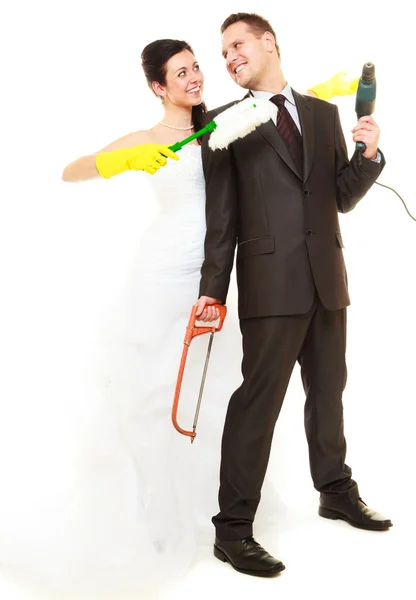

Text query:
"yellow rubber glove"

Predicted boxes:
[[308, 71, 359, 101], [96, 144, 179, 179]]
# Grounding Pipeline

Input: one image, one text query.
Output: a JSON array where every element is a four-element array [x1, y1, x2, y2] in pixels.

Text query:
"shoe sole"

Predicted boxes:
[[318, 506, 393, 531], [213, 545, 285, 577]]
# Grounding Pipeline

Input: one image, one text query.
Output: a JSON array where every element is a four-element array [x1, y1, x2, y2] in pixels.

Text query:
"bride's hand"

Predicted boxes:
[[307, 71, 359, 101], [195, 296, 222, 322]]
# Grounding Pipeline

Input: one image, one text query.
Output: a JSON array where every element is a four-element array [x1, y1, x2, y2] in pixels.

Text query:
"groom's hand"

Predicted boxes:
[[195, 296, 223, 322]]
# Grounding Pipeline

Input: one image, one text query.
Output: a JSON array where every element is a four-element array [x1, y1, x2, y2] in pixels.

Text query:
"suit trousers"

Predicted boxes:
[[212, 295, 359, 541]]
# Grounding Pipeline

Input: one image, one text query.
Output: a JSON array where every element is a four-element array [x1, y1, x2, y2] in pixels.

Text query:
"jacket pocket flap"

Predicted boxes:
[[237, 236, 275, 260]]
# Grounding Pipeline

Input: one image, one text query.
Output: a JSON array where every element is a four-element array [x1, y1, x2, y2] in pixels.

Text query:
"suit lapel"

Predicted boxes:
[[248, 89, 315, 182], [257, 120, 301, 179], [238, 90, 315, 181], [242, 91, 299, 176], [253, 88, 303, 180], [293, 90, 315, 182]]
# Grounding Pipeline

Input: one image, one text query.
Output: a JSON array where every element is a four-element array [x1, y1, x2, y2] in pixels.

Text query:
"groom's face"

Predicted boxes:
[[221, 21, 269, 90]]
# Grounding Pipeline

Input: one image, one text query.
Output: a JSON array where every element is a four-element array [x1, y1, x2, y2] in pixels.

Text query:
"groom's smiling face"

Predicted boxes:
[[221, 21, 271, 90]]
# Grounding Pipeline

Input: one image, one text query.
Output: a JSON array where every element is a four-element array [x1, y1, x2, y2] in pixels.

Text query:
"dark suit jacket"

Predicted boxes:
[[199, 90, 385, 318]]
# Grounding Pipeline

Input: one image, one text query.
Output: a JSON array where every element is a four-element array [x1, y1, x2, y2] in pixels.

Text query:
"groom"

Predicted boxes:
[[195, 12, 392, 577]]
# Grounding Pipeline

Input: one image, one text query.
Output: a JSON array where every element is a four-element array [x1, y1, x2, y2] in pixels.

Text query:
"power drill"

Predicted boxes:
[[355, 62, 415, 221], [355, 62, 376, 152]]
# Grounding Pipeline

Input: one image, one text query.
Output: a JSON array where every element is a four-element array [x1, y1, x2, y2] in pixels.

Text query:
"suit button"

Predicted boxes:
[[303, 190, 310, 196], [306, 229, 313, 235]]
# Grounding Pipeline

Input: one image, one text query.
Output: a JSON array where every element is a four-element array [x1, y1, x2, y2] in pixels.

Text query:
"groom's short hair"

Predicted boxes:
[[220, 12, 280, 59]]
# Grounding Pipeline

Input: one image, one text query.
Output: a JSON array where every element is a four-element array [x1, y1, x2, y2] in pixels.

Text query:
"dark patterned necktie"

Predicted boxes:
[[270, 94, 303, 175]]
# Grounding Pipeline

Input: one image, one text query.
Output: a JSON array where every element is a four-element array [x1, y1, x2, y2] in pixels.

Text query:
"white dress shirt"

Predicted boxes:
[[251, 84, 302, 133]]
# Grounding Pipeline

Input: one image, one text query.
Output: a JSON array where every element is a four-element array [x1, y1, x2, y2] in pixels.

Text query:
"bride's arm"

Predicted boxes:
[[61, 130, 154, 182], [306, 71, 358, 101]]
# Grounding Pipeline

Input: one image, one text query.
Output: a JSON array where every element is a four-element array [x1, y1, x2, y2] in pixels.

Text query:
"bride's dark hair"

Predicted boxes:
[[141, 39, 207, 143]]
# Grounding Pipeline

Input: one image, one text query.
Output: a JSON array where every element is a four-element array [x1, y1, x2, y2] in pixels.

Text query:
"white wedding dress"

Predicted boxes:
[[0, 145, 280, 599]]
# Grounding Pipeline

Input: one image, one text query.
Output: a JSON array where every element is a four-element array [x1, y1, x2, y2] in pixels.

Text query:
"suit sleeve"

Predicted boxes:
[[333, 104, 386, 213], [198, 139, 238, 303]]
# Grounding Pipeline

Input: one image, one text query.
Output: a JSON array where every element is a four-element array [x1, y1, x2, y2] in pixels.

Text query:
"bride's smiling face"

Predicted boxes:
[[155, 50, 204, 108]]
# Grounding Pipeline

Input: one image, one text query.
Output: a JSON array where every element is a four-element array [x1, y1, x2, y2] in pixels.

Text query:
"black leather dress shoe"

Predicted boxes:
[[213, 536, 285, 577], [319, 497, 392, 531]]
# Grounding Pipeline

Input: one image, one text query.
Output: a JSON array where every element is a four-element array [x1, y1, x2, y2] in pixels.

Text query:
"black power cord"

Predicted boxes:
[[375, 181, 416, 222]]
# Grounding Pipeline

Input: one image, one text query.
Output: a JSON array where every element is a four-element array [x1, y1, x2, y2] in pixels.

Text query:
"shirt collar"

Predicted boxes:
[[250, 83, 295, 106]]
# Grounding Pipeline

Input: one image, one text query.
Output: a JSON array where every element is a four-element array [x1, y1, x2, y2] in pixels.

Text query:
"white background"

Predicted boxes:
[[1, 0, 415, 598]]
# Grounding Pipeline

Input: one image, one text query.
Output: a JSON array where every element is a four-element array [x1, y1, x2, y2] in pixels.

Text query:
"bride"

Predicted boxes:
[[0, 38, 357, 599]]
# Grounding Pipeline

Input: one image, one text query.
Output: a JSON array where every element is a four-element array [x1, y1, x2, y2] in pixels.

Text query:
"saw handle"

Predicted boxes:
[[184, 304, 227, 342], [172, 303, 227, 440]]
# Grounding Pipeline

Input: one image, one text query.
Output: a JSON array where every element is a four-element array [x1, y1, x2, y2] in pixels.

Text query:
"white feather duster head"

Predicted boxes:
[[208, 97, 275, 150]]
